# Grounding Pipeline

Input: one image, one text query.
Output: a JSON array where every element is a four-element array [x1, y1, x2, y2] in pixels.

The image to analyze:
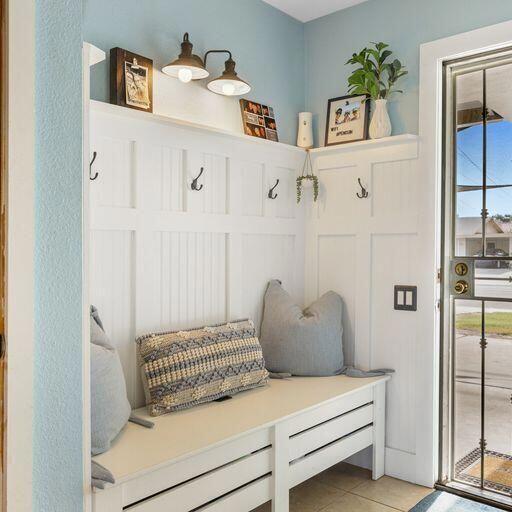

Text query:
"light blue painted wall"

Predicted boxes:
[[305, 0, 512, 146], [34, 0, 83, 510], [83, 0, 305, 145]]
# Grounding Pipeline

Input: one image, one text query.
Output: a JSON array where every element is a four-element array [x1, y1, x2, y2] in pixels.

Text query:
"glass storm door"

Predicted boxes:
[[441, 50, 512, 508]]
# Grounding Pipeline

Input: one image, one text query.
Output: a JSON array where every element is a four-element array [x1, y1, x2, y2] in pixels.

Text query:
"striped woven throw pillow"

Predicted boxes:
[[136, 319, 269, 416]]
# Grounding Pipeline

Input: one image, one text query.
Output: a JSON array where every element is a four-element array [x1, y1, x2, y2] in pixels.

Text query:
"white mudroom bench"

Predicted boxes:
[[92, 375, 389, 512]]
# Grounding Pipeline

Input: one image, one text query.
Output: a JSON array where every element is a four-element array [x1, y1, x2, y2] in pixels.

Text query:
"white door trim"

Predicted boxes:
[[6, 0, 35, 510], [418, 18, 512, 487]]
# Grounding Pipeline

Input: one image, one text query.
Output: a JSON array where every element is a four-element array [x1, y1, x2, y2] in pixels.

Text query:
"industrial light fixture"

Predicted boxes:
[[205, 51, 251, 96], [162, 33, 251, 96], [162, 33, 209, 83]]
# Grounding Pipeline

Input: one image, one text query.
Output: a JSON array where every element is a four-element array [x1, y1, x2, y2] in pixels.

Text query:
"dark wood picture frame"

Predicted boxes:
[[324, 93, 370, 147], [110, 47, 153, 113]]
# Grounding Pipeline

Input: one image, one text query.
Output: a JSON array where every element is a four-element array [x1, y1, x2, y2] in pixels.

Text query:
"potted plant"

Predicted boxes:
[[346, 42, 407, 139]]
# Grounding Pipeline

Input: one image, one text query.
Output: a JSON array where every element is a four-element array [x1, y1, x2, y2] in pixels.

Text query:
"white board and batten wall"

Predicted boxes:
[[89, 100, 434, 486], [89, 100, 305, 408], [307, 135, 435, 486]]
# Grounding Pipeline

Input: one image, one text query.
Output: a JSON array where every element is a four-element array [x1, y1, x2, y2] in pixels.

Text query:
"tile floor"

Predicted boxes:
[[252, 463, 433, 512]]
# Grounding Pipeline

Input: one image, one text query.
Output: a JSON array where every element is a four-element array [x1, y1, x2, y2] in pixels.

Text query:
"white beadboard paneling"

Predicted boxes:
[[138, 144, 184, 212], [91, 136, 135, 209], [186, 151, 228, 214], [316, 164, 367, 220], [371, 233, 418, 455], [241, 234, 297, 332], [90, 105, 304, 411], [308, 135, 425, 483], [317, 235, 356, 367], [157, 232, 227, 331], [240, 161, 265, 217], [90, 230, 137, 404], [371, 160, 418, 218]]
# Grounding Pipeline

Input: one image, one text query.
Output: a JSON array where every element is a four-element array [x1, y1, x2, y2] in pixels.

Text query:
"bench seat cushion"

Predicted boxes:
[[136, 319, 269, 416]]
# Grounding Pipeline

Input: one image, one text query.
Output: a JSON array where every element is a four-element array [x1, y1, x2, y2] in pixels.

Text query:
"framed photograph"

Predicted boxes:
[[240, 99, 279, 142], [110, 47, 153, 113], [324, 94, 370, 146]]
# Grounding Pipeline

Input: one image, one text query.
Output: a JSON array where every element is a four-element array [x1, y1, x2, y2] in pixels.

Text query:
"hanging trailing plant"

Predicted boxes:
[[346, 42, 408, 100], [296, 151, 319, 203]]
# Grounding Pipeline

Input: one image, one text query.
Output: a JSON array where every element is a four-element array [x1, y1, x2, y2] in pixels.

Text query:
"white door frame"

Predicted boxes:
[[418, 18, 512, 488], [6, 0, 35, 510]]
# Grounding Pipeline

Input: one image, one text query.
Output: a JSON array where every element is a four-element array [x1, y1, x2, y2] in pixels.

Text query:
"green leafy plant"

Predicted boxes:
[[346, 42, 407, 100], [296, 175, 319, 203]]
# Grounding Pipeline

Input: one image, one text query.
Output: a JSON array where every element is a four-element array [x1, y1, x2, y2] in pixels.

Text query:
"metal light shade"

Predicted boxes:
[[207, 58, 251, 96], [162, 33, 209, 81]]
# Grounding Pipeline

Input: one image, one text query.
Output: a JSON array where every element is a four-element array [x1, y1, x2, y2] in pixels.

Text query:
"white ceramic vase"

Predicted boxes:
[[369, 99, 392, 139], [297, 112, 314, 149]]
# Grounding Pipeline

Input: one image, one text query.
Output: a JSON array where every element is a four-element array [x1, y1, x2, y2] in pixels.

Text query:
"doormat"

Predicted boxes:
[[456, 448, 512, 495], [410, 491, 503, 511]]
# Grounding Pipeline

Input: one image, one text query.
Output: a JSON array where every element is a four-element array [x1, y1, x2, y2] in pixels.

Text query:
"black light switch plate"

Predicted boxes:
[[394, 285, 417, 311]]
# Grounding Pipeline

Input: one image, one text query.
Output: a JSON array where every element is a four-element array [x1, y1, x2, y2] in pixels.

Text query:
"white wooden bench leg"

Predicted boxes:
[[271, 423, 289, 512], [92, 485, 123, 512], [372, 381, 386, 480]]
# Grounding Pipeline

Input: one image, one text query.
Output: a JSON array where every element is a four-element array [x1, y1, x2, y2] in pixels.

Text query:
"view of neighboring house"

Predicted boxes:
[[456, 217, 512, 260]]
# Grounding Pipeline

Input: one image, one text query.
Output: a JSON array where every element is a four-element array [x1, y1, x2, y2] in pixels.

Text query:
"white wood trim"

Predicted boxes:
[[309, 134, 418, 155], [372, 381, 386, 480], [83, 42, 106, 512], [418, 18, 512, 487], [271, 423, 289, 512], [6, 0, 35, 510]]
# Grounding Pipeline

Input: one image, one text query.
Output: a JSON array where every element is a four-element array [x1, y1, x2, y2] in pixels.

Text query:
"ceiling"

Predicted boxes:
[[262, 0, 369, 22]]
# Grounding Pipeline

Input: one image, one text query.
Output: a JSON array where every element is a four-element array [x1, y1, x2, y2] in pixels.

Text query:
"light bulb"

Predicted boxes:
[[221, 82, 236, 96], [178, 68, 193, 83]]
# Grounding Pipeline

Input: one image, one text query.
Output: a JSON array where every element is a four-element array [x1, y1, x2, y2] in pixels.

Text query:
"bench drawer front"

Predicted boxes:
[[127, 447, 272, 512], [289, 403, 373, 461], [286, 387, 373, 436], [290, 425, 373, 487], [122, 428, 271, 506]]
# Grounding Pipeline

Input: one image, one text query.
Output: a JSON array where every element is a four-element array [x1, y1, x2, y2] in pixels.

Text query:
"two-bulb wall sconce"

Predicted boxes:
[[162, 33, 251, 97]]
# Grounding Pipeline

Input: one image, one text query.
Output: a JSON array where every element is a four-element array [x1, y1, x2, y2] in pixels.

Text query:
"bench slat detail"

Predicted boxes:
[[289, 403, 373, 461]]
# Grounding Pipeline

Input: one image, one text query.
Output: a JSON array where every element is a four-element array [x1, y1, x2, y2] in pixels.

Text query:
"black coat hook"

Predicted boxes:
[[268, 179, 279, 199], [89, 151, 99, 181], [356, 178, 368, 199], [191, 167, 204, 191]]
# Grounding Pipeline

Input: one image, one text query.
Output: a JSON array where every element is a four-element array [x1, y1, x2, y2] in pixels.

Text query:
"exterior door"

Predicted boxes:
[[441, 49, 512, 508]]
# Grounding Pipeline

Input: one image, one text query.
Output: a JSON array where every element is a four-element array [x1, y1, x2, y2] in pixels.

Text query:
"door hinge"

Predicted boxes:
[[437, 268, 442, 282], [0, 334, 5, 359]]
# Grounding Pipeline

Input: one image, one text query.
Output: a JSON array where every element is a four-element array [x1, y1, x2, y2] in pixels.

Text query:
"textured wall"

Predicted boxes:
[[305, 0, 512, 145], [34, 0, 84, 510], [83, 0, 305, 145]]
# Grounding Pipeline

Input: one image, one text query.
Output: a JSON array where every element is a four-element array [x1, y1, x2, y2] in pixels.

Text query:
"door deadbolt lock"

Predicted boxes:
[[454, 280, 469, 295], [454, 262, 468, 276], [449, 258, 474, 298]]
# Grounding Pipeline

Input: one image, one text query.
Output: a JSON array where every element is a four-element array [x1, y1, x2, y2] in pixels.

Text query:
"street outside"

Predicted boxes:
[[454, 267, 512, 464]]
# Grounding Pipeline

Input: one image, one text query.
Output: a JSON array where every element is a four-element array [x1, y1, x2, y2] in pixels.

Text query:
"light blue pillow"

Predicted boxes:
[[260, 280, 344, 376], [91, 307, 131, 455]]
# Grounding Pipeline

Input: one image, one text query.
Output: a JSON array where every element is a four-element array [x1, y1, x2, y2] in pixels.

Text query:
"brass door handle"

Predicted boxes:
[[454, 280, 469, 295]]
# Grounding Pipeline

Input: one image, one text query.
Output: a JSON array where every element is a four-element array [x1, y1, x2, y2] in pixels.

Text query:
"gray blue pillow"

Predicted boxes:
[[259, 280, 344, 376], [90, 306, 131, 455]]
